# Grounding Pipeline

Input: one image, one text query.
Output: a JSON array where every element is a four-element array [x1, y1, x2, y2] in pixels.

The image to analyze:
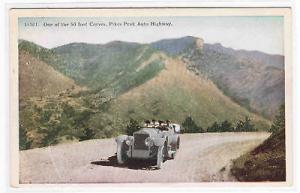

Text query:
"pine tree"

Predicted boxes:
[[126, 118, 140, 135], [182, 116, 204, 133], [207, 122, 220, 132], [235, 116, 256, 132], [220, 120, 234, 132]]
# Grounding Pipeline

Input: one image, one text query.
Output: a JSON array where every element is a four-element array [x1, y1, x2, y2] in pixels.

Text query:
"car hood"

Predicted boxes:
[[133, 128, 161, 137]]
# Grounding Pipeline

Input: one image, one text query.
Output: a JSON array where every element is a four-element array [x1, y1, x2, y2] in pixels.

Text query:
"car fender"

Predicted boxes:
[[153, 137, 166, 147], [169, 134, 178, 145], [115, 135, 128, 144]]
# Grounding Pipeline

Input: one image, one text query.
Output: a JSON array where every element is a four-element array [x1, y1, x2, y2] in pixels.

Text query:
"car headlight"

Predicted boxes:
[[125, 137, 133, 146], [125, 140, 131, 146], [145, 137, 154, 147]]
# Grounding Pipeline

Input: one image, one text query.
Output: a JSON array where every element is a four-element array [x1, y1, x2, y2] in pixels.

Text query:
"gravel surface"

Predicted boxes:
[[20, 132, 270, 183]]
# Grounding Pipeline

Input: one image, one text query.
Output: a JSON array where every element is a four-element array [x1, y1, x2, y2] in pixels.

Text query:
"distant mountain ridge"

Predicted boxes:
[[150, 36, 284, 118], [151, 36, 284, 69], [151, 36, 196, 55], [203, 43, 284, 69]]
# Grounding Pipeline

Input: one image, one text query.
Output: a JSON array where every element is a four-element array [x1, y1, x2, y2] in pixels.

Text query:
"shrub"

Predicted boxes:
[[62, 102, 75, 118], [19, 126, 32, 150], [207, 120, 234, 132], [73, 110, 92, 128], [79, 127, 96, 141], [220, 120, 234, 132], [182, 116, 204, 133], [39, 110, 52, 123], [39, 124, 62, 146], [207, 122, 220, 132], [269, 104, 285, 133], [126, 118, 141, 135], [235, 116, 256, 132]]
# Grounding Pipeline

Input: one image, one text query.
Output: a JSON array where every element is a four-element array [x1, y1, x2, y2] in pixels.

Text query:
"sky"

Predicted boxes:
[[19, 16, 284, 55]]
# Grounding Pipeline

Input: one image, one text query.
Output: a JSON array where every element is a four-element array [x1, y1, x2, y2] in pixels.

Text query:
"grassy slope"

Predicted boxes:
[[53, 42, 163, 92], [231, 129, 286, 181], [99, 55, 270, 130], [19, 50, 82, 98]]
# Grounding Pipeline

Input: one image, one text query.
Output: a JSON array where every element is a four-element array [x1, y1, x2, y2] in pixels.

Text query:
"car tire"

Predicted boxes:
[[177, 137, 180, 150], [157, 144, 166, 169], [171, 151, 176, 159], [117, 141, 127, 164]]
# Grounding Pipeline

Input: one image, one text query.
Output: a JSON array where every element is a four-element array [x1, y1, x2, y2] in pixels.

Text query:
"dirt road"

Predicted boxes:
[[20, 132, 270, 183]]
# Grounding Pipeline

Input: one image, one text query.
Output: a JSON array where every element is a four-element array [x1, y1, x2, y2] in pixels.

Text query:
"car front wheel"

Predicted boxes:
[[117, 141, 128, 164]]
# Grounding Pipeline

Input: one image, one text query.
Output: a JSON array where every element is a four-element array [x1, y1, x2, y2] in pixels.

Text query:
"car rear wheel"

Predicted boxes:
[[157, 144, 167, 169], [171, 151, 176, 159], [177, 137, 180, 149]]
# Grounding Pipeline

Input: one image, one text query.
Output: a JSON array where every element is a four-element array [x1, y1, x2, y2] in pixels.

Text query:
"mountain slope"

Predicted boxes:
[[19, 50, 81, 98], [19, 40, 166, 95], [185, 43, 284, 119], [95, 54, 270, 130], [151, 36, 285, 119], [53, 42, 165, 94], [203, 43, 284, 69]]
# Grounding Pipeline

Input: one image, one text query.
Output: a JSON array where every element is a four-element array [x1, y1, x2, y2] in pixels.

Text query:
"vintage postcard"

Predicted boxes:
[[9, 8, 292, 187]]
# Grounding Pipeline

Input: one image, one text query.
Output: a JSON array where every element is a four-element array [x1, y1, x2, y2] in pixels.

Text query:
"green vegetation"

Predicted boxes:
[[269, 104, 285, 133], [19, 99, 96, 149], [231, 105, 286, 181], [182, 116, 204, 133], [53, 42, 164, 94], [126, 118, 141, 135], [115, 59, 165, 94], [235, 116, 256, 132], [181, 116, 257, 133], [206, 120, 234, 132], [19, 126, 32, 150], [79, 128, 96, 141], [19, 40, 165, 95], [19, 40, 67, 74]]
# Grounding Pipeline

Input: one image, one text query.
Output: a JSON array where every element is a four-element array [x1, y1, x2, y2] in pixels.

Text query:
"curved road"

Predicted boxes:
[[20, 132, 270, 183]]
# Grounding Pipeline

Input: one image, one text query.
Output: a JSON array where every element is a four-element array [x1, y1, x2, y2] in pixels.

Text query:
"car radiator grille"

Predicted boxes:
[[134, 134, 149, 150]]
